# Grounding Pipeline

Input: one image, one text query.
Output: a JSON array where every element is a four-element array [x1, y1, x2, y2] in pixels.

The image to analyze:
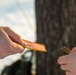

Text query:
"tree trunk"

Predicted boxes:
[[35, 0, 76, 75]]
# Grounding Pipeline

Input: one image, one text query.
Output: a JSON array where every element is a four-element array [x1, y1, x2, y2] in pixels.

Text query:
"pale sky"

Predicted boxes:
[[0, 0, 36, 38]]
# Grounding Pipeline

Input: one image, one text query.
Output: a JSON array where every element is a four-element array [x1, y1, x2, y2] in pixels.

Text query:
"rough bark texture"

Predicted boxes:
[[35, 0, 76, 75]]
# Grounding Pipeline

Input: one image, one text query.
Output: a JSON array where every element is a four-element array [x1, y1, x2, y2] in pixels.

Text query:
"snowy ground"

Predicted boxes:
[[0, 0, 36, 72]]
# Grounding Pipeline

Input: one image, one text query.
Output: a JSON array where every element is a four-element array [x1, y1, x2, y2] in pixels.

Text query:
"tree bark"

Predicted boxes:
[[35, 0, 76, 75]]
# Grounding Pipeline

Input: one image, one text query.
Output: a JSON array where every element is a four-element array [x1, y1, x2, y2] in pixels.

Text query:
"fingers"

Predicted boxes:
[[60, 64, 70, 71], [0, 26, 25, 59], [0, 42, 24, 59], [58, 47, 76, 75], [2, 26, 25, 46], [11, 42, 24, 53], [0, 28, 11, 42], [58, 55, 70, 64]]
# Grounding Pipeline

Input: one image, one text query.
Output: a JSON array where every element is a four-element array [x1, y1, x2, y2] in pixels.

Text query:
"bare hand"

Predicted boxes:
[[58, 47, 76, 75], [0, 26, 25, 59]]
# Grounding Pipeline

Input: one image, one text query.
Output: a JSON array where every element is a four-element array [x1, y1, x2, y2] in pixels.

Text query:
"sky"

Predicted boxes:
[[0, 0, 36, 40], [0, 0, 36, 72]]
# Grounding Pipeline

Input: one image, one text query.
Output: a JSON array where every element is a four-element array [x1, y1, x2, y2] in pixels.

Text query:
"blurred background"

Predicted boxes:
[[0, 0, 76, 75]]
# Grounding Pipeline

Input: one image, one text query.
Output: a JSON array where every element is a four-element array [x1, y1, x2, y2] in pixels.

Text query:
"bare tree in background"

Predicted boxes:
[[35, 0, 76, 75]]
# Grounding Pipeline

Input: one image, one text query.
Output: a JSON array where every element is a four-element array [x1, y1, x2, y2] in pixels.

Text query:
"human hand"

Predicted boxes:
[[0, 26, 25, 59], [58, 47, 76, 75]]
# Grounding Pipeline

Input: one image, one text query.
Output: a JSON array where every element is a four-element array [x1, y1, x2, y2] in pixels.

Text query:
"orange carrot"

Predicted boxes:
[[23, 39, 47, 52]]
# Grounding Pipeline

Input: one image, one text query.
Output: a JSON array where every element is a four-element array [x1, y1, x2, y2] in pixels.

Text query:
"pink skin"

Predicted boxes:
[[0, 26, 25, 59], [58, 47, 76, 75]]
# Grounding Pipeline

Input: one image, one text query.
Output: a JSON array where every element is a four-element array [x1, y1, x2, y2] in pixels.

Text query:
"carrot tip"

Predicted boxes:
[[23, 39, 47, 52]]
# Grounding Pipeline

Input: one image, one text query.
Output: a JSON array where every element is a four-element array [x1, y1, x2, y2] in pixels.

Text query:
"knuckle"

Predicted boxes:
[[3, 26, 11, 31], [5, 26, 11, 30], [18, 35, 21, 38], [17, 35, 22, 40]]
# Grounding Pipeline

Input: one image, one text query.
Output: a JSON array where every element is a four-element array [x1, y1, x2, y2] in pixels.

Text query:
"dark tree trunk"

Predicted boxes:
[[35, 0, 76, 75]]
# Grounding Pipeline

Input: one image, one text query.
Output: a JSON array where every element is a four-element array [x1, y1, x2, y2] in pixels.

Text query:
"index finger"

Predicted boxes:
[[58, 55, 70, 64], [3, 26, 25, 46]]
